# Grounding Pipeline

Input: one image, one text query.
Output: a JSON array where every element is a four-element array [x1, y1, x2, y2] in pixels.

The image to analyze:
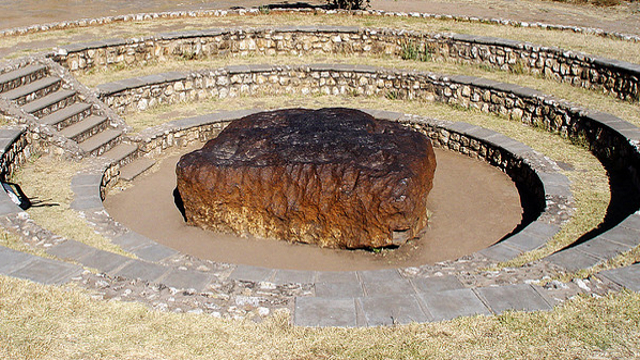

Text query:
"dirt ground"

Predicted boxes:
[[1, 0, 639, 36], [104, 146, 522, 271]]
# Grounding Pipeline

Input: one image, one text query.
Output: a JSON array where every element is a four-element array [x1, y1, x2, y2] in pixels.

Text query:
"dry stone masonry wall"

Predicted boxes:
[[53, 26, 640, 102], [104, 108, 572, 254], [95, 63, 640, 185], [2, 15, 640, 325], [0, 126, 32, 181]]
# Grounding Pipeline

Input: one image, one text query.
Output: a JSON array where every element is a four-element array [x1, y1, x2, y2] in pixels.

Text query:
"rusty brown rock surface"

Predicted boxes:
[[176, 108, 436, 249]]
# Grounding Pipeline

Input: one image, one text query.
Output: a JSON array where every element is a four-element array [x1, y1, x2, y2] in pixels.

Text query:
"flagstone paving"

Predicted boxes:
[[1, 12, 639, 326]]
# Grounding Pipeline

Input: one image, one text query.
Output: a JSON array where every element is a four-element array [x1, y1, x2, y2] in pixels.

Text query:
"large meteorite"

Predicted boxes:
[[176, 108, 436, 249]]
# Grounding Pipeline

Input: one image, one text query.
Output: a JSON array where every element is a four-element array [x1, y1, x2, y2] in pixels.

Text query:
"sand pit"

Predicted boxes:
[[104, 146, 522, 271]]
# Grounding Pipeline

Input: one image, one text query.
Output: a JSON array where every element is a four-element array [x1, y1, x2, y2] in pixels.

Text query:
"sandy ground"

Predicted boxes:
[[104, 146, 522, 271], [1, 0, 638, 36]]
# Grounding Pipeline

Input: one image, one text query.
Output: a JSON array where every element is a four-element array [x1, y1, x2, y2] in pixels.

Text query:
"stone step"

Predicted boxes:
[[102, 143, 138, 167], [22, 89, 76, 117], [0, 64, 47, 93], [79, 128, 122, 156], [120, 158, 155, 181], [39, 102, 93, 130], [59, 114, 108, 142], [1, 76, 61, 105]]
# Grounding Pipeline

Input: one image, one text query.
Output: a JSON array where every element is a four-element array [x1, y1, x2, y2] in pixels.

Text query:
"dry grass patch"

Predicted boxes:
[[1, 274, 639, 359], [0, 230, 51, 259], [2, 13, 638, 62], [10, 154, 131, 257], [554, 241, 640, 282], [0, 10, 637, 360]]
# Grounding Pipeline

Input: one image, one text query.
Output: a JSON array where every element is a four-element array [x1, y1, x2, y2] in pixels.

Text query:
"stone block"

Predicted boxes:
[[9, 257, 82, 285], [134, 244, 179, 262], [478, 243, 522, 262], [70, 195, 103, 210], [358, 294, 429, 325], [0, 246, 34, 273], [247, 64, 275, 73], [97, 81, 130, 95], [600, 263, 640, 292], [577, 237, 631, 260], [536, 171, 571, 186], [545, 247, 600, 272], [72, 184, 101, 199], [470, 77, 500, 89], [115, 260, 169, 282], [46, 240, 96, 261], [79, 249, 132, 273], [475, 284, 552, 314], [315, 282, 365, 298], [71, 173, 103, 187], [449, 75, 476, 85], [272, 269, 316, 285], [420, 288, 491, 321], [163, 71, 188, 82], [315, 271, 359, 284], [112, 231, 155, 251], [226, 65, 251, 74], [600, 225, 640, 248], [199, 28, 226, 37], [353, 64, 378, 73], [620, 212, 640, 231], [411, 275, 464, 293], [502, 231, 547, 252], [360, 269, 415, 297], [0, 197, 21, 215], [228, 265, 276, 283], [294, 297, 357, 327], [465, 126, 499, 141], [524, 221, 561, 238], [138, 74, 167, 87], [159, 269, 214, 291]]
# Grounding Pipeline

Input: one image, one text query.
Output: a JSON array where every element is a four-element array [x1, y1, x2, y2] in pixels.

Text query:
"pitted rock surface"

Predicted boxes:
[[176, 108, 437, 249]]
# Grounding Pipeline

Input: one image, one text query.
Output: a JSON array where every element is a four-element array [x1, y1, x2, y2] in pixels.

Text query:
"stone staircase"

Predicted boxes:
[[0, 62, 154, 181]]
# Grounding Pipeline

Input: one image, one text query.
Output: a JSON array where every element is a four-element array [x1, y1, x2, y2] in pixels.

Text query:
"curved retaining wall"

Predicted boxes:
[[52, 26, 640, 101], [0, 125, 32, 217], [0, 125, 31, 182], [130, 109, 560, 218], [96, 63, 640, 180], [92, 108, 571, 263]]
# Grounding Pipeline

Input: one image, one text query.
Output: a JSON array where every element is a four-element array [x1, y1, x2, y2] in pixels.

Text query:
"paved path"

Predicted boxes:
[[3, 104, 637, 326], [1, 20, 640, 326], [0, 245, 83, 285]]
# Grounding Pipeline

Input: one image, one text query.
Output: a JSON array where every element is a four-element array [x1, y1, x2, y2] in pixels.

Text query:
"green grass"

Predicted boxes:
[[400, 40, 432, 62]]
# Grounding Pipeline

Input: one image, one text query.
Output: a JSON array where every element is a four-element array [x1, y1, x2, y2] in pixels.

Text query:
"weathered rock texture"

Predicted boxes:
[[176, 108, 436, 249]]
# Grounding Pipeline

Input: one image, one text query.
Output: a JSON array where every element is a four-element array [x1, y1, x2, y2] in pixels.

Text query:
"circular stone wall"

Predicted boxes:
[[104, 143, 522, 271]]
